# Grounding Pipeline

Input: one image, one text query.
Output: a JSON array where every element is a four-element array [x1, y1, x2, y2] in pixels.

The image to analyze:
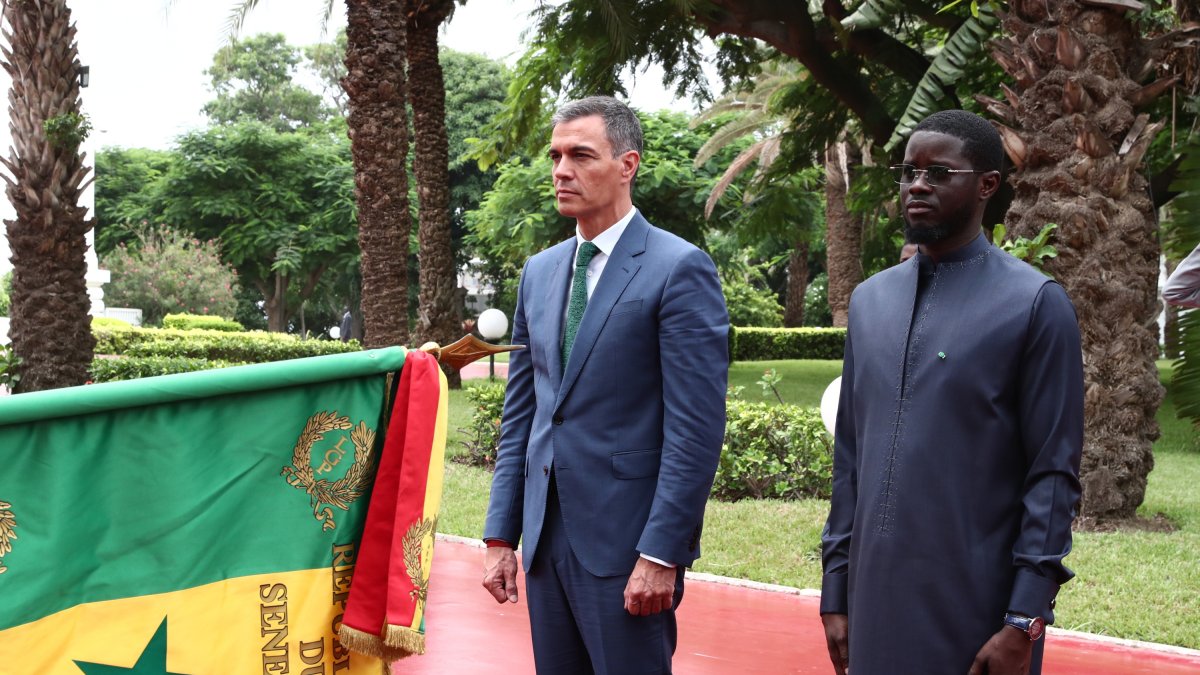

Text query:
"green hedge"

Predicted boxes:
[[729, 326, 845, 361], [459, 380, 833, 502], [93, 325, 360, 363], [713, 400, 833, 501], [90, 355, 247, 382], [162, 313, 244, 332], [92, 317, 133, 330]]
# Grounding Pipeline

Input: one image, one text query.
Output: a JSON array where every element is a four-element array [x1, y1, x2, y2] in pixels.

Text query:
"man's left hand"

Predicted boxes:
[[967, 627, 1033, 675], [623, 557, 676, 616]]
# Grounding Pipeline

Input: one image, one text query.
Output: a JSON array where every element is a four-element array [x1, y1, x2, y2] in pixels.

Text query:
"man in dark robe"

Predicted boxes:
[[819, 110, 1084, 675]]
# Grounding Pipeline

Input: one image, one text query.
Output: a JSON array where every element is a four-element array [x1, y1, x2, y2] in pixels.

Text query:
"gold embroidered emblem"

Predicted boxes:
[[402, 516, 437, 608], [0, 500, 16, 574], [281, 412, 376, 531]]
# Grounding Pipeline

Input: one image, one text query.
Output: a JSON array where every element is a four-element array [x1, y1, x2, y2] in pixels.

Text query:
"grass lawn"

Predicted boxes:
[[439, 359, 1200, 648]]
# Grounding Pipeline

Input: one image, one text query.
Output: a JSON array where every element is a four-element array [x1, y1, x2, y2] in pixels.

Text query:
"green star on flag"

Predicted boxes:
[[74, 618, 185, 675]]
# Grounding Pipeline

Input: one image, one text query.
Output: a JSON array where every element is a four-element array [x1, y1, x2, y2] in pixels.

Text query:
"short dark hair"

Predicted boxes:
[[551, 96, 643, 159], [912, 110, 1003, 173]]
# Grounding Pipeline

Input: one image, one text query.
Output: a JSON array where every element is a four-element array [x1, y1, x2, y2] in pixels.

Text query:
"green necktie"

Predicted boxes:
[[562, 241, 601, 369]]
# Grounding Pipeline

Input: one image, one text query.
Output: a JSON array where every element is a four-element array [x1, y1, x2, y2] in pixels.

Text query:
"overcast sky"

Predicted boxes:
[[0, 0, 701, 275], [65, 0, 695, 151]]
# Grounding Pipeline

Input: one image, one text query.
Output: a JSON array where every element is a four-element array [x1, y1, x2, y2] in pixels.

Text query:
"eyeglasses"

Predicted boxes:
[[890, 164, 987, 186]]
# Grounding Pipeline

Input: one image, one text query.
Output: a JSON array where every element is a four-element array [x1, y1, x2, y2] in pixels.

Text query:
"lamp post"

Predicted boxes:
[[477, 309, 508, 381]]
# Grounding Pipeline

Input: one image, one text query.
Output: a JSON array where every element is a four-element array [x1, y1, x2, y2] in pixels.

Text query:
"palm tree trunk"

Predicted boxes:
[[784, 239, 809, 327], [0, 0, 95, 392], [824, 141, 863, 328], [408, 0, 461, 387], [342, 0, 411, 349], [993, 0, 1166, 521]]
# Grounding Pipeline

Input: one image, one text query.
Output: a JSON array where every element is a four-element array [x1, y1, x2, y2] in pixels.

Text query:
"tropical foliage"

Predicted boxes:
[[101, 226, 240, 326]]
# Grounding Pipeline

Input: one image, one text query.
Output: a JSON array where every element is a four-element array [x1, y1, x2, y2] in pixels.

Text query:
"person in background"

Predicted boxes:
[[1164, 242, 1200, 308]]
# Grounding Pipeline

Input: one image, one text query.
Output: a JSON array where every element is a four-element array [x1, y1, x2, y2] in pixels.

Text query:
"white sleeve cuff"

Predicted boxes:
[[640, 553, 676, 568]]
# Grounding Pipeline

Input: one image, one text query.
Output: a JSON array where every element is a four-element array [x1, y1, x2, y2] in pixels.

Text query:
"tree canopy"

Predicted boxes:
[[204, 32, 332, 131]]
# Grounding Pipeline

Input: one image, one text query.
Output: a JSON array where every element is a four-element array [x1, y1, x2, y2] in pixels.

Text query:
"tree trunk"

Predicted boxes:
[[255, 275, 287, 333], [784, 239, 809, 327], [824, 141, 863, 328], [408, 0, 461, 387], [993, 0, 1165, 521], [0, 0, 95, 392], [343, 0, 411, 349]]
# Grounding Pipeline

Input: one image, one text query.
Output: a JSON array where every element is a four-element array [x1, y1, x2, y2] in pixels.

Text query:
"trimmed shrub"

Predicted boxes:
[[92, 316, 133, 330], [163, 313, 244, 332], [457, 381, 507, 470], [454, 379, 834, 502], [713, 400, 833, 501], [722, 275, 784, 327], [93, 325, 360, 363], [729, 326, 845, 361], [90, 355, 246, 382]]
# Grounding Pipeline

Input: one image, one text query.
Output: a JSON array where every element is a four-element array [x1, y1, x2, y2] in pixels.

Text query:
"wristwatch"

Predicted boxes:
[[1003, 612, 1045, 641]]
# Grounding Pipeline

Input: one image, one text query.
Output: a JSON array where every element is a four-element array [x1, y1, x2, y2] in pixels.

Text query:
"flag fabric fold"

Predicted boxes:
[[0, 346, 448, 674], [338, 349, 448, 660]]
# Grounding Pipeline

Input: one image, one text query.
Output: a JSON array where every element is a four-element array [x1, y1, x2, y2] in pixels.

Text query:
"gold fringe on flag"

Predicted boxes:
[[337, 625, 412, 662], [384, 624, 427, 656]]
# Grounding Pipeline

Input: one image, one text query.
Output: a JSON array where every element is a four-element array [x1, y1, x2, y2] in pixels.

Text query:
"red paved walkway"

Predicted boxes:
[[459, 361, 509, 380], [394, 539, 1200, 674]]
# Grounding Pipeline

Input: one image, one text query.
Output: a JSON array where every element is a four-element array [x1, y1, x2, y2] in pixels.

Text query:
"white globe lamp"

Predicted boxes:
[[477, 309, 509, 380]]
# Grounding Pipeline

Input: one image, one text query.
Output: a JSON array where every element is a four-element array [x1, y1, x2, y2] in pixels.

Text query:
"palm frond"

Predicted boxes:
[[690, 100, 751, 127], [705, 140, 767, 219], [1176, 310, 1200, 427], [754, 135, 783, 181], [1166, 134, 1200, 427], [591, 0, 637, 58], [318, 0, 337, 40], [884, 4, 1000, 151], [841, 0, 908, 30], [693, 109, 769, 167], [223, 0, 262, 42]]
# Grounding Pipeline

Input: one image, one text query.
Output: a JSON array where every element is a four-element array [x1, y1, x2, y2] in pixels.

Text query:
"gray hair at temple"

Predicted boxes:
[[551, 96, 644, 159]]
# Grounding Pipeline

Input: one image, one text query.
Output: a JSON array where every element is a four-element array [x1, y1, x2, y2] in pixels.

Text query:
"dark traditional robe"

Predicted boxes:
[[820, 234, 1083, 674]]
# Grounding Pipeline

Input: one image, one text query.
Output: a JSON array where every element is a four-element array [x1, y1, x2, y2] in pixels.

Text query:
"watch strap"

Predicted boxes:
[[1003, 612, 1045, 641]]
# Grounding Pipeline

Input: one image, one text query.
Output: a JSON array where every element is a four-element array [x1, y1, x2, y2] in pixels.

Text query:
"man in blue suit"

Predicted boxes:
[[480, 96, 729, 674]]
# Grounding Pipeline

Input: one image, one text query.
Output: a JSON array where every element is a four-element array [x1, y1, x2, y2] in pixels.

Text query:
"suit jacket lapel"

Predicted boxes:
[[557, 215, 648, 407], [541, 241, 573, 386]]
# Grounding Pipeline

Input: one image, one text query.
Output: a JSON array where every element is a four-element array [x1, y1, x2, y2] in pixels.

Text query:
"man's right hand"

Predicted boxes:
[[821, 613, 849, 675], [482, 545, 519, 604]]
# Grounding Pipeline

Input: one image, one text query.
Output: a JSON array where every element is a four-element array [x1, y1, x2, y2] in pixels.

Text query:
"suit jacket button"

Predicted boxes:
[[543, 465, 549, 476], [552, 415, 563, 425]]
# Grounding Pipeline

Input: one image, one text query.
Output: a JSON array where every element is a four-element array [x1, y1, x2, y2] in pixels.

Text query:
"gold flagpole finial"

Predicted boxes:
[[419, 335, 525, 372]]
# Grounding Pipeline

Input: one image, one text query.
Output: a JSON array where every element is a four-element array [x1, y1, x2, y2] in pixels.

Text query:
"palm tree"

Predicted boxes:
[[692, 61, 820, 327], [225, 0, 413, 348], [228, 0, 467, 354], [341, 0, 411, 349], [0, 0, 95, 392], [988, 0, 1195, 520], [407, 0, 463, 386]]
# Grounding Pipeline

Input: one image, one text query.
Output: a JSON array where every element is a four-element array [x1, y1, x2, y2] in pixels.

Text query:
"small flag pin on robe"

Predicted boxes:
[[937, 351, 946, 360]]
